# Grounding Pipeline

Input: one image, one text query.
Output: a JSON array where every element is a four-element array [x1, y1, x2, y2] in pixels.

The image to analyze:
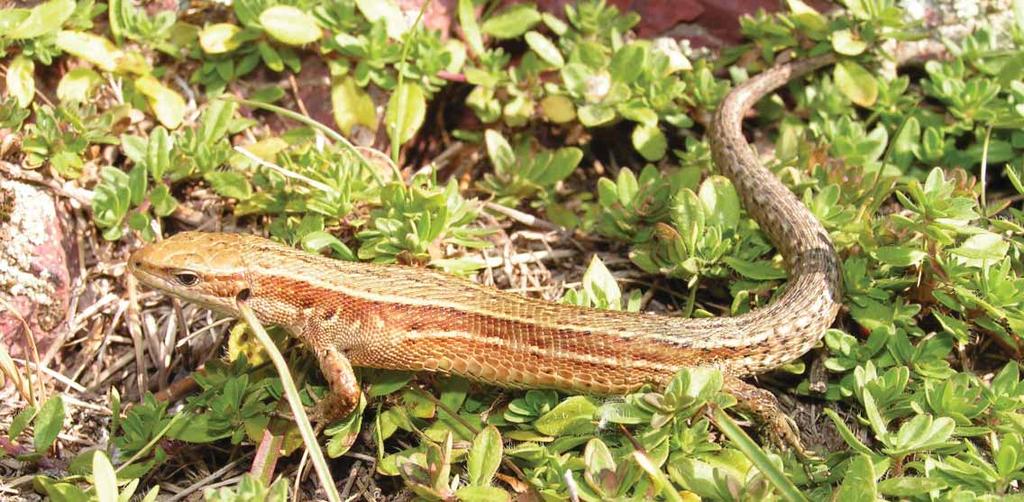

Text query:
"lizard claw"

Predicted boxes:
[[723, 376, 819, 460]]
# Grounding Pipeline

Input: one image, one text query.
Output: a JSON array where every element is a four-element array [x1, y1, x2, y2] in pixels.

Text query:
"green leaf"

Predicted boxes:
[[364, 370, 413, 397], [199, 23, 244, 54], [481, 3, 540, 39], [610, 43, 646, 84], [325, 395, 365, 458], [37, 478, 89, 501], [7, 0, 74, 39], [199, 100, 238, 146], [6, 55, 35, 108], [301, 231, 356, 261], [258, 41, 284, 72], [466, 426, 502, 487], [135, 76, 186, 129], [386, 82, 426, 145], [536, 147, 582, 185], [534, 396, 597, 436], [888, 414, 956, 455], [259, 6, 322, 46], [722, 257, 787, 280], [822, 408, 878, 456], [671, 188, 705, 245], [355, 0, 408, 39], [834, 61, 878, 107], [831, 29, 867, 55], [785, 0, 828, 35], [890, 116, 920, 169], [540, 95, 576, 123], [583, 437, 617, 479], [617, 168, 639, 204], [145, 126, 172, 179], [204, 171, 253, 201], [524, 31, 564, 68], [331, 76, 377, 135], [484, 129, 515, 174], [833, 454, 877, 502], [597, 177, 618, 207], [698, 175, 740, 229], [877, 477, 947, 496], [127, 165, 148, 206], [0, 9, 30, 35], [862, 390, 889, 438], [872, 246, 928, 267], [34, 395, 65, 452], [93, 451, 118, 502], [51, 151, 84, 179], [712, 407, 807, 502], [632, 124, 667, 161], [150, 184, 179, 217], [458, 0, 483, 55], [56, 31, 124, 73], [951, 232, 1008, 267], [578, 104, 616, 127], [108, 0, 128, 42], [9, 406, 35, 439], [57, 67, 102, 103], [581, 255, 622, 309], [618, 102, 658, 126], [455, 486, 510, 502]]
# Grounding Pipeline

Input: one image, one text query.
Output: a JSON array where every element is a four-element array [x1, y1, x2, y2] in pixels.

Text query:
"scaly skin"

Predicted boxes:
[[129, 53, 842, 452]]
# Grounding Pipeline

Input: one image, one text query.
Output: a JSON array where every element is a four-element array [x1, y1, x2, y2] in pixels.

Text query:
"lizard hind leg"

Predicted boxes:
[[722, 375, 816, 460]]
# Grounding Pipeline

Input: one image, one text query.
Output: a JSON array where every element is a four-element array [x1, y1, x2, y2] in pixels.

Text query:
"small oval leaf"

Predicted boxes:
[[199, 23, 244, 54], [7, 55, 35, 108], [834, 60, 878, 107], [260, 6, 322, 46]]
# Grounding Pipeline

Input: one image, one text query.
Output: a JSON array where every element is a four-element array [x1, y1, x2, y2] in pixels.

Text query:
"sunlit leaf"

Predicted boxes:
[[332, 76, 377, 135], [135, 76, 187, 129], [834, 60, 878, 107], [386, 82, 426, 145], [260, 6, 322, 46], [6, 56, 35, 108]]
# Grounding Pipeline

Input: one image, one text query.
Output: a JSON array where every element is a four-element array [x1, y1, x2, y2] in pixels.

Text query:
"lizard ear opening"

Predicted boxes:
[[236, 288, 251, 302]]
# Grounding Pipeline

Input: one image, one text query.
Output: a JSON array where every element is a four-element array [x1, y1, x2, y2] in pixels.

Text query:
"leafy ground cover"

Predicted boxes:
[[2, 0, 1024, 500]]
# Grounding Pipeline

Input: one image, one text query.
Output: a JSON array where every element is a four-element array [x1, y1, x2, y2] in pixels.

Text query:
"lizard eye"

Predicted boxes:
[[174, 271, 201, 287]]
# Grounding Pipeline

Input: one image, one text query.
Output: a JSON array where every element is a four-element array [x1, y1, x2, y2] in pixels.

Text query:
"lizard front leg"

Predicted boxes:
[[294, 311, 365, 423], [311, 346, 362, 422]]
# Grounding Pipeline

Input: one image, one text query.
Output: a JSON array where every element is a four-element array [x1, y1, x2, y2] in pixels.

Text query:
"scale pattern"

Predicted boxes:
[[129, 54, 843, 447]]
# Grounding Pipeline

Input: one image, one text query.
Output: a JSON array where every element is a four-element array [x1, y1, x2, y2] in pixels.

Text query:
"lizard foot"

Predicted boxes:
[[723, 376, 819, 461]]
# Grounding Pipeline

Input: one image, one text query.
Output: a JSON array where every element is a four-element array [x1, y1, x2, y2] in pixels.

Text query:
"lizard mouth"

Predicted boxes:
[[128, 261, 168, 292]]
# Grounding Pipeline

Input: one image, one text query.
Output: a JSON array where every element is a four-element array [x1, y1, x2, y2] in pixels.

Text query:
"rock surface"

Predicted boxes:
[[0, 179, 71, 361]]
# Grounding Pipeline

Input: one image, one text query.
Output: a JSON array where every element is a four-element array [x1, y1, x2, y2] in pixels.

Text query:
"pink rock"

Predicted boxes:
[[0, 180, 71, 363]]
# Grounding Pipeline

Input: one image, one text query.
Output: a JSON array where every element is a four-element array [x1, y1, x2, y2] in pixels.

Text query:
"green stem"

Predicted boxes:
[[390, 0, 432, 167], [236, 298, 341, 502], [683, 276, 700, 318], [712, 406, 808, 502], [228, 97, 390, 189]]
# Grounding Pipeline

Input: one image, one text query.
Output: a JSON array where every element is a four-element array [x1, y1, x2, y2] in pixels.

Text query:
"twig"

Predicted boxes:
[[484, 202, 565, 232], [0, 296, 42, 405], [287, 73, 312, 119], [234, 146, 336, 194], [166, 455, 251, 501]]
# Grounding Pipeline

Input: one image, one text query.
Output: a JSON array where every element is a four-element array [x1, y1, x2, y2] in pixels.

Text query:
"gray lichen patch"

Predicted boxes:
[[0, 179, 58, 307]]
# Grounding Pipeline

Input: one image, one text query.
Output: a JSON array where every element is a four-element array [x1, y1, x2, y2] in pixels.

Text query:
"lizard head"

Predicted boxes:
[[129, 232, 252, 315]]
